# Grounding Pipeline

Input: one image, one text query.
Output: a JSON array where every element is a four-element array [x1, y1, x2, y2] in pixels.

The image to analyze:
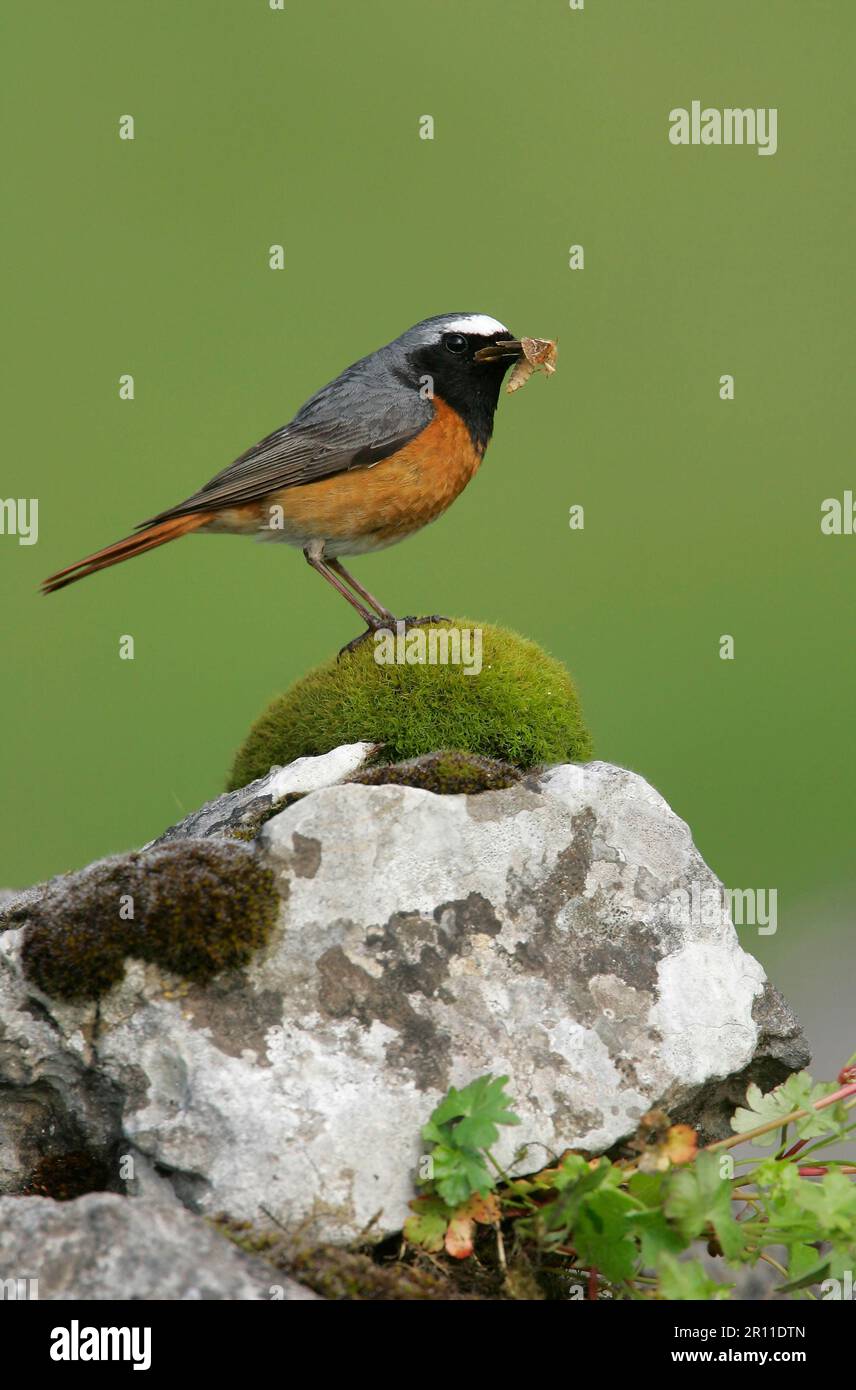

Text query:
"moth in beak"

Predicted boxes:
[[475, 336, 558, 393]]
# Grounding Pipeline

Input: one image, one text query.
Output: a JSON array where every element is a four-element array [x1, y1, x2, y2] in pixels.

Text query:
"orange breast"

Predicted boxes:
[[204, 398, 486, 555]]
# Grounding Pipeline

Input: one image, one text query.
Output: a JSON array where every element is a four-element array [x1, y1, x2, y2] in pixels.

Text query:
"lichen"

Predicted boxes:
[[20, 839, 279, 1003]]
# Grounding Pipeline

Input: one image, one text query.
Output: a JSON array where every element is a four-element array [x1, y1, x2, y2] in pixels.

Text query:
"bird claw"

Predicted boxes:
[[396, 615, 452, 628], [337, 614, 451, 660], [337, 617, 387, 659]]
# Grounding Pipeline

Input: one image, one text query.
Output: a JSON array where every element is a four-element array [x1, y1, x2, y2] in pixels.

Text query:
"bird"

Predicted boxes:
[[42, 313, 533, 647]]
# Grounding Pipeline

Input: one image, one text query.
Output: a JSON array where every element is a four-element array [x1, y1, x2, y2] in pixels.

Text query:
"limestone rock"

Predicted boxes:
[[0, 754, 809, 1245], [0, 1193, 317, 1300], [147, 741, 378, 847]]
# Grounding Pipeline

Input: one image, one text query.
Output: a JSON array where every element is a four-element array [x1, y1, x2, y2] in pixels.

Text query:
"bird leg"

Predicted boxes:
[[303, 545, 450, 659], [326, 558, 396, 622], [336, 613, 454, 659], [303, 546, 383, 629]]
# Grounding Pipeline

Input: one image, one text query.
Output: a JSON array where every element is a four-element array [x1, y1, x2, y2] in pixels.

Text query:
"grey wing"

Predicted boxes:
[[138, 368, 432, 527]]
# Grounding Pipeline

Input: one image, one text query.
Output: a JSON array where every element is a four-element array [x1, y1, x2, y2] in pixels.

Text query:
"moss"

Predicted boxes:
[[224, 793, 305, 842], [20, 859, 140, 1001], [21, 839, 279, 1003], [214, 1220, 475, 1300], [352, 749, 523, 795], [212, 1218, 281, 1258], [139, 842, 278, 981], [227, 619, 592, 790], [215, 1218, 554, 1300], [286, 1243, 471, 1301], [23, 1148, 115, 1202]]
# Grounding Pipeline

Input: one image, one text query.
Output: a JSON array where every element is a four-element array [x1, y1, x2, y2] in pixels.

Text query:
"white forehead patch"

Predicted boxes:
[[440, 314, 509, 338]]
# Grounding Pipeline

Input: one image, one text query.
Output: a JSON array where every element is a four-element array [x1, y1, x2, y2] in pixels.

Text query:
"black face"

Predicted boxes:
[[406, 330, 521, 451]]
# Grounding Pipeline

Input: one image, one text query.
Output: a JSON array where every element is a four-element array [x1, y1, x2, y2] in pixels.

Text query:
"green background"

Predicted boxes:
[[2, 2, 853, 1070]]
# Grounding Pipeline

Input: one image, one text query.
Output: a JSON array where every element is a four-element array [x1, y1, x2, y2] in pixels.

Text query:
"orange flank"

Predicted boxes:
[[230, 397, 487, 552]]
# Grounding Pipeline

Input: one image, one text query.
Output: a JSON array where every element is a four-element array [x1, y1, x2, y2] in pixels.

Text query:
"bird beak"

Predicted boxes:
[[473, 339, 524, 363]]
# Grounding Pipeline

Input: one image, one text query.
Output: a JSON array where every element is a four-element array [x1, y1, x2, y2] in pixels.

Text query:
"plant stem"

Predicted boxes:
[[706, 1082, 856, 1154]]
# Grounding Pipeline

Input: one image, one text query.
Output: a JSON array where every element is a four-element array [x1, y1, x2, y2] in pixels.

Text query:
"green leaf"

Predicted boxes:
[[572, 1187, 639, 1284], [540, 1158, 616, 1234], [534, 1154, 591, 1191], [656, 1253, 733, 1301], [730, 1072, 842, 1146], [420, 1117, 451, 1146], [417, 1075, 521, 1207], [664, 1152, 747, 1259], [404, 1195, 452, 1252], [628, 1170, 667, 1209], [426, 1074, 520, 1152], [430, 1144, 493, 1207], [627, 1208, 689, 1267], [789, 1241, 825, 1283], [776, 1247, 831, 1295], [752, 1162, 856, 1261], [786, 1169, 856, 1236]]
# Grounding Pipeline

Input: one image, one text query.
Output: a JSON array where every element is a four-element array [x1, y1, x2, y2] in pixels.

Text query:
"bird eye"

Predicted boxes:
[[442, 332, 468, 355]]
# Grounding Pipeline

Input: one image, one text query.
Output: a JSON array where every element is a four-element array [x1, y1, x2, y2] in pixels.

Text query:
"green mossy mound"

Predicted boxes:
[[227, 620, 591, 791], [21, 840, 279, 1003], [351, 750, 523, 795]]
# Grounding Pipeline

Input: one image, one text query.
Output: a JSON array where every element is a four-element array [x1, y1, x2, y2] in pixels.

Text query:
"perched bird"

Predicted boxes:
[[42, 313, 535, 645]]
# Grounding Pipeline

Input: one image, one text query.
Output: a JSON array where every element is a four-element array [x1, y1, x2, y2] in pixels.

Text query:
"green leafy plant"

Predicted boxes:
[[404, 1058, 856, 1299], [404, 1074, 520, 1258]]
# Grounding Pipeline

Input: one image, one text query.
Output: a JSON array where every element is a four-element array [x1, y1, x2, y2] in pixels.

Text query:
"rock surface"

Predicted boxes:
[[0, 752, 809, 1246], [0, 1193, 317, 1300], [147, 741, 377, 846]]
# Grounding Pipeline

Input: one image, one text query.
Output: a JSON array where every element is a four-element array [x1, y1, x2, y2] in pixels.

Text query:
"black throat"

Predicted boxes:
[[406, 345, 511, 453]]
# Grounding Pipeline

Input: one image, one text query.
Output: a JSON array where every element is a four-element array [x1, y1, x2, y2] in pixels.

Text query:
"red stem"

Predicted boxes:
[[782, 1138, 808, 1160], [798, 1164, 856, 1177]]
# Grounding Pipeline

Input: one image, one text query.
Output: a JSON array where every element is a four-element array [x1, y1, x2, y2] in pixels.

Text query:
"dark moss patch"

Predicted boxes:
[[286, 1243, 474, 1301], [20, 840, 279, 1003], [215, 1220, 476, 1300], [351, 749, 523, 795], [22, 1148, 116, 1202], [20, 859, 137, 1000], [214, 1218, 559, 1300], [224, 793, 306, 842], [227, 620, 592, 790], [5, 1078, 126, 1202], [138, 841, 278, 981]]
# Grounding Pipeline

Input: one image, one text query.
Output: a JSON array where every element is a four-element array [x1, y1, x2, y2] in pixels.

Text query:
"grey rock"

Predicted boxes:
[[0, 754, 809, 1244], [0, 924, 124, 1198], [146, 742, 378, 847], [0, 1193, 318, 1300]]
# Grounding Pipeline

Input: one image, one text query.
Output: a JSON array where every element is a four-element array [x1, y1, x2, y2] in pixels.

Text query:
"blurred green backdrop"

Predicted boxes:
[[2, 2, 853, 1068]]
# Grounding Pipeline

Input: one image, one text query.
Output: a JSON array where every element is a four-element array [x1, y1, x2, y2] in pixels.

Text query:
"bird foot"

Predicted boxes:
[[337, 614, 451, 660], [337, 615, 392, 659], [397, 615, 452, 628]]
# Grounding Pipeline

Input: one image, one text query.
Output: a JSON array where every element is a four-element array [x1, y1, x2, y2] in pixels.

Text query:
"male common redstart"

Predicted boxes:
[[42, 314, 539, 643]]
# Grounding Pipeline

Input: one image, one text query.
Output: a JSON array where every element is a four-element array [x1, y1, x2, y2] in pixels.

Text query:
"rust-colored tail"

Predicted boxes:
[[41, 513, 213, 594]]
